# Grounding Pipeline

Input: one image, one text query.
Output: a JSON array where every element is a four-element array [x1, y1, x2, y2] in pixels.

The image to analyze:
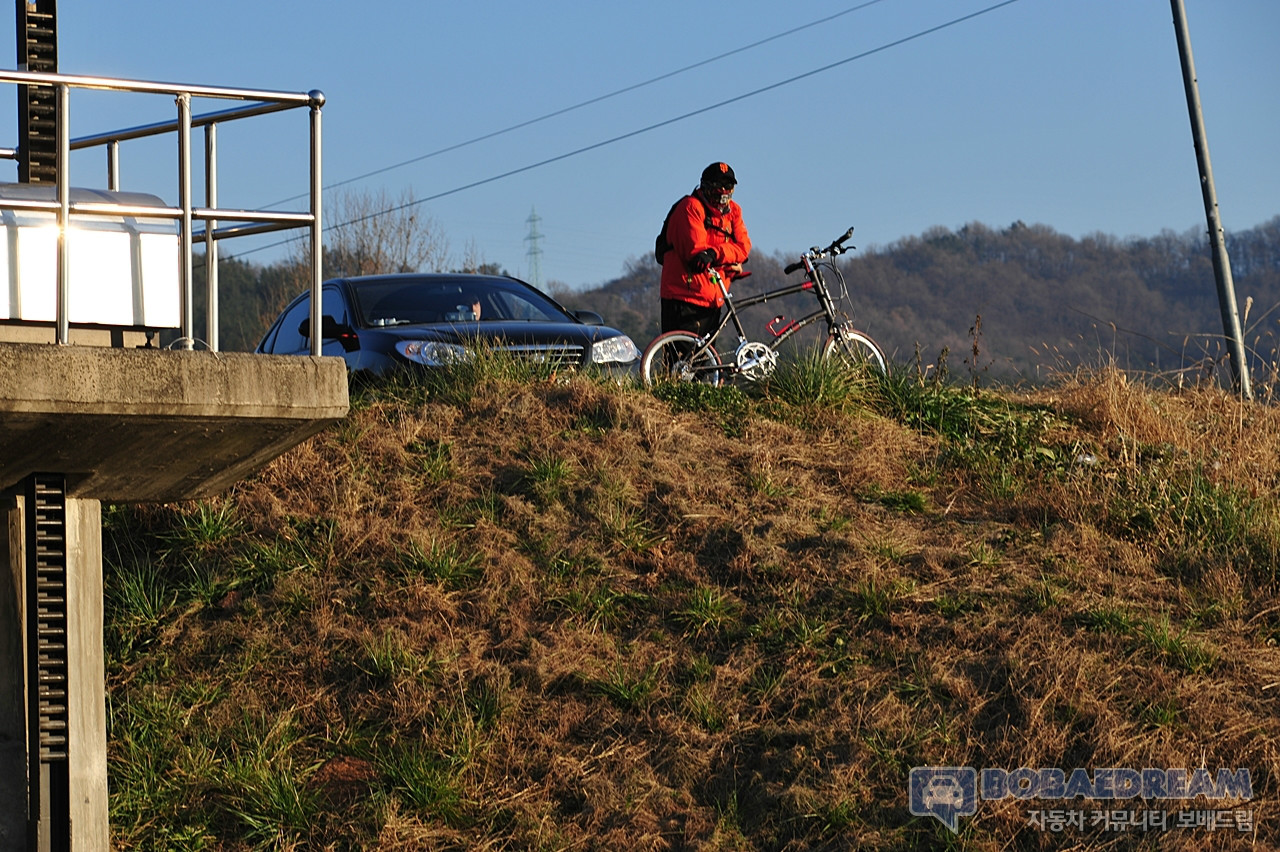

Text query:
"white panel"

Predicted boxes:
[[16, 226, 58, 322], [69, 229, 134, 326], [0, 226, 9, 318], [0, 191, 180, 329], [139, 233, 180, 328]]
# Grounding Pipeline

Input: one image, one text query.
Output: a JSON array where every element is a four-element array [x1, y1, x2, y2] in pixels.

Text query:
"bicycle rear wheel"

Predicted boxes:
[[641, 331, 723, 387], [823, 329, 886, 375]]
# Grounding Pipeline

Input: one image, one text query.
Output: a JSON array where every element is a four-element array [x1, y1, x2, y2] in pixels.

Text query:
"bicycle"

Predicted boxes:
[[641, 227, 886, 386]]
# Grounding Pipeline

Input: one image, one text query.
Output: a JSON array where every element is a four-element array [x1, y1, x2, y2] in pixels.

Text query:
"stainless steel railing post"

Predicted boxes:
[[176, 92, 193, 349], [55, 83, 69, 346], [309, 90, 324, 357], [204, 122, 219, 351]]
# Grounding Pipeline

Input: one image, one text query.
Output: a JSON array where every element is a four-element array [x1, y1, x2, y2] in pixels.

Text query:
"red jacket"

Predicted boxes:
[[659, 189, 751, 308]]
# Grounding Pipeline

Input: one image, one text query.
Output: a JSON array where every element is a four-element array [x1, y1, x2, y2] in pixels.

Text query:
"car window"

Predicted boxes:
[[265, 286, 349, 355], [489, 290, 555, 321], [352, 277, 570, 326], [269, 298, 311, 355], [322, 287, 350, 327]]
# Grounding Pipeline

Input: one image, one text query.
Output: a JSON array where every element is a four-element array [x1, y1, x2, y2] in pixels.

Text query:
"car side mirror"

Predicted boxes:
[[299, 316, 359, 352], [573, 310, 604, 326], [299, 315, 352, 338]]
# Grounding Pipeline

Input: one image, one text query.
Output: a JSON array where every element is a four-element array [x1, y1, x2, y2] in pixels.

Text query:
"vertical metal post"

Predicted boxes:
[[176, 92, 194, 349], [1170, 0, 1251, 399], [106, 139, 119, 192], [308, 90, 324, 357], [54, 83, 69, 345], [204, 122, 219, 351]]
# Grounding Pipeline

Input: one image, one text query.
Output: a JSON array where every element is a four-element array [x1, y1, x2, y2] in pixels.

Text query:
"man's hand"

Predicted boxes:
[[689, 248, 717, 273]]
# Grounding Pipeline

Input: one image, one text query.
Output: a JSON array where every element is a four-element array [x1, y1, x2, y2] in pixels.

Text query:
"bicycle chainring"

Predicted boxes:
[[734, 341, 778, 380]]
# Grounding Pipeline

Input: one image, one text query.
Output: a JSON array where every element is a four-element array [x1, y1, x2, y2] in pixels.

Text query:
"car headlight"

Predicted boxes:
[[396, 340, 472, 366], [590, 334, 641, 364]]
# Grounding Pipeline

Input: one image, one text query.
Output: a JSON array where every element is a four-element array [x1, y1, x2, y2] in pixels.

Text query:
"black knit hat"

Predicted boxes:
[[700, 161, 736, 187]]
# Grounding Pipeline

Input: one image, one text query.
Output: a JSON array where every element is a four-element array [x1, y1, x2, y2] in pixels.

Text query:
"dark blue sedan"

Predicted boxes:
[[255, 273, 640, 375]]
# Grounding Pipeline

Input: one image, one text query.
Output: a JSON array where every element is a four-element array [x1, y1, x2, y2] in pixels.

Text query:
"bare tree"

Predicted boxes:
[[291, 187, 453, 278], [455, 238, 485, 274]]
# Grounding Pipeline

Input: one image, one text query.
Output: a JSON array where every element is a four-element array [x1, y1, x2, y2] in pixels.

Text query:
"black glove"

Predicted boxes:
[[689, 248, 717, 273]]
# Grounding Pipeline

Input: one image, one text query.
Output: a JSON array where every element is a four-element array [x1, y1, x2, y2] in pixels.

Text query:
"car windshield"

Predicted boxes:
[[350, 277, 572, 327]]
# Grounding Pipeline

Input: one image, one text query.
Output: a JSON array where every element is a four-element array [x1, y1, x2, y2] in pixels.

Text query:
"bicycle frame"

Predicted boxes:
[[720, 275, 840, 348], [687, 259, 847, 368]]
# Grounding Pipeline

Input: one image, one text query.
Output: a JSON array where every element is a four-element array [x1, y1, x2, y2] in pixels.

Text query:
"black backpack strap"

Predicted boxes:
[[657, 194, 733, 265], [662, 196, 686, 235]]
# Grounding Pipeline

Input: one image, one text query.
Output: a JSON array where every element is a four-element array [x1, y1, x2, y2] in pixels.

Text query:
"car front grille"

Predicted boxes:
[[498, 343, 586, 369]]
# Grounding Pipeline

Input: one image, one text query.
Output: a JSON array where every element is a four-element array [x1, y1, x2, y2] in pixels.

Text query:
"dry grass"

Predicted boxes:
[[102, 365, 1280, 850]]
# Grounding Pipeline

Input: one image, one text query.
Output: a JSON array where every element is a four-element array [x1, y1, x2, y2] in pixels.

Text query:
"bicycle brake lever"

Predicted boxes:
[[827, 228, 856, 254]]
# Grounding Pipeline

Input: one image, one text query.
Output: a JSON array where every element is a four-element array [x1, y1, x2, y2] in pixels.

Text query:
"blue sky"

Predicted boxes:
[[1, 0, 1276, 290]]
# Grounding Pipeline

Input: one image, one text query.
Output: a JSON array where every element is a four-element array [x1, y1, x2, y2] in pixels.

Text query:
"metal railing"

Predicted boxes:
[[0, 69, 325, 355]]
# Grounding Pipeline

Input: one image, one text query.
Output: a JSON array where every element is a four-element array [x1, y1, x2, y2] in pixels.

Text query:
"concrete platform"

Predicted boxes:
[[0, 342, 349, 502]]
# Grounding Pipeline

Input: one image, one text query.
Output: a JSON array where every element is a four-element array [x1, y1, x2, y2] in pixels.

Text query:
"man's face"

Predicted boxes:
[[702, 182, 735, 209]]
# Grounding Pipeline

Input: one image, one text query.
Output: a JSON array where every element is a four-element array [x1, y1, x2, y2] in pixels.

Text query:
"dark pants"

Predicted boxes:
[[661, 298, 721, 338]]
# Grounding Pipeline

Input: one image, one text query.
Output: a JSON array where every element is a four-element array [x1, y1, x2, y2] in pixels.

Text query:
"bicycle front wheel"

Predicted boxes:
[[640, 331, 723, 387], [823, 329, 886, 375]]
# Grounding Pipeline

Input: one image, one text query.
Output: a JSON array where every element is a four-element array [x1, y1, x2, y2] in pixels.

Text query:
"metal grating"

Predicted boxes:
[[25, 473, 71, 852], [29, 475, 69, 761], [498, 343, 586, 370], [17, 0, 59, 183]]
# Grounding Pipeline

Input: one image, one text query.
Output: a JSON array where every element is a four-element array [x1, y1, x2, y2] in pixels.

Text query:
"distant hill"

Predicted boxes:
[[556, 217, 1280, 383]]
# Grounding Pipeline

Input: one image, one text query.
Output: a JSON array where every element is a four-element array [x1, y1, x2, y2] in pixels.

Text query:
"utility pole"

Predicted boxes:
[[1170, 0, 1251, 399], [524, 207, 543, 289]]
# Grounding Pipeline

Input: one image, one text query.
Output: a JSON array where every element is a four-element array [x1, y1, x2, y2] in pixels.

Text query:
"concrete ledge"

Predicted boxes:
[[0, 343, 349, 502], [0, 324, 153, 347]]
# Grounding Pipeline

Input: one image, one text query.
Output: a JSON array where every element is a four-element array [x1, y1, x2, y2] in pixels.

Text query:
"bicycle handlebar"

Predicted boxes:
[[827, 227, 855, 253], [784, 227, 856, 275]]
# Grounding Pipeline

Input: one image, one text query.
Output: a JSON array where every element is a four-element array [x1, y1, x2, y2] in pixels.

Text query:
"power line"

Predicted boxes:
[[244, 0, 1022, 258], [261, 0, 893, 208]]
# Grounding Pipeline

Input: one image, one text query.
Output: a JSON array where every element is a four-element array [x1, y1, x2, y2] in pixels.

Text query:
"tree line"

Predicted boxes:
[[201, 193, 1280, 386]]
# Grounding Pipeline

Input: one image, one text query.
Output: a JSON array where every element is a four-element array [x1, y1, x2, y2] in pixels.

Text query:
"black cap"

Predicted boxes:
[[700, 161, 736, 187]]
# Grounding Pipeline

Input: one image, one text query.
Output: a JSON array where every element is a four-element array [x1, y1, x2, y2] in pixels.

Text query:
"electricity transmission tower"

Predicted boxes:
[[524, 207, 544, 288]]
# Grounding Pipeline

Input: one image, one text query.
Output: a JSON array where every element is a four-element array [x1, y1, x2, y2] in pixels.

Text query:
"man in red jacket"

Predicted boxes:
[[659, 161, 752, 336]]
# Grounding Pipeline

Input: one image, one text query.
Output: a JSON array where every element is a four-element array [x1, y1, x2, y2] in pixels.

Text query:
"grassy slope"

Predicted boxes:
[[103, 361, 1280, 851]]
